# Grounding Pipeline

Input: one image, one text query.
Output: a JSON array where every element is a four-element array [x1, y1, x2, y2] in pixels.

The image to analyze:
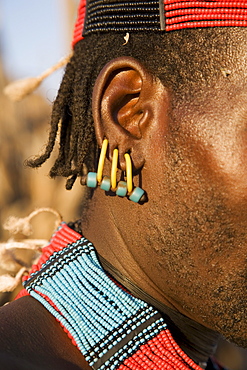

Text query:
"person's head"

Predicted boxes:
[[29, 0, 247, 349]]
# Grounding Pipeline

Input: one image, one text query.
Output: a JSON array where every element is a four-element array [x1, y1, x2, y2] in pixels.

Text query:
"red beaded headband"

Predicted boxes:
[[72, 0, 247, 47]]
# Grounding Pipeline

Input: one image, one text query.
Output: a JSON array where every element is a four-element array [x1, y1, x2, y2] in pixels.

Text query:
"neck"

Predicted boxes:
[[79, 192, 220, 367], [99, 255, 220, 368]]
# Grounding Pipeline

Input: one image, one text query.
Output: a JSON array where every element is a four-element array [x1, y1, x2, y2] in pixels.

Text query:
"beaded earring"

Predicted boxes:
[[86, 139, 145, 203]]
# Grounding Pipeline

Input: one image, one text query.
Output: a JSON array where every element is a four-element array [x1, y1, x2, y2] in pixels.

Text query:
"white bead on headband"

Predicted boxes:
[[72, 0, 247, 48], [5, 0, 247, 102]]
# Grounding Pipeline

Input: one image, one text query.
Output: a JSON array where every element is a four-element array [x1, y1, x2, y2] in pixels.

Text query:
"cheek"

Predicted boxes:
[[207, 132, 247, 203], [183, 108, 247, 206], [143, 128, 247, 336]]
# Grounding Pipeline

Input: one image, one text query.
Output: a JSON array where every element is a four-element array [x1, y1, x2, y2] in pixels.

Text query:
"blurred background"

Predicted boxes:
[[0, 1, 246, 369], [0, 0, 83, 242]]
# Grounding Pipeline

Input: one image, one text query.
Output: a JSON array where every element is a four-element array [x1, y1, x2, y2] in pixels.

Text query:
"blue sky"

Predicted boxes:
[[0, 0, 79, 100]]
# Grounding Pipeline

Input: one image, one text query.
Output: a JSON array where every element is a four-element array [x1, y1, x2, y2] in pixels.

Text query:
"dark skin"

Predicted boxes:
[[0, 296, 90, 369], [85, 54, 247, 348], [1, 35, 247, 367]]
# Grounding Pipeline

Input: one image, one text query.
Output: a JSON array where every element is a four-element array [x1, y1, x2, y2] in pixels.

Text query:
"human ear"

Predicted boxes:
[[92, 56, 167, 170]]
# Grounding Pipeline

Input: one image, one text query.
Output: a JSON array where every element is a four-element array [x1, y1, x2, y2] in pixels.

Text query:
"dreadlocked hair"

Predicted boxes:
[[27, 27, 245, 189], [26, 49, 97, 190]]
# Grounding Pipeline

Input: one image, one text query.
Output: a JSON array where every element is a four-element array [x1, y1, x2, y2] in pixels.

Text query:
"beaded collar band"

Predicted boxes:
[[72, 0, 247, 47], [17, 222, 203, 370]]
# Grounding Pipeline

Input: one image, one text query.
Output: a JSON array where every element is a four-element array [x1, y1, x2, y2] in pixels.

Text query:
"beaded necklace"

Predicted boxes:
[[18, 222, 204, 370]]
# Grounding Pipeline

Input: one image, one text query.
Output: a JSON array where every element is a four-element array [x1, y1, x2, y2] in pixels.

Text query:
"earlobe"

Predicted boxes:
[[92, 56, 166, 170]]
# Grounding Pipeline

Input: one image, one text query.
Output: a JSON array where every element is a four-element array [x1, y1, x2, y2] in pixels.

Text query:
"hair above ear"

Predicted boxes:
[[92, 56, 167, 170]]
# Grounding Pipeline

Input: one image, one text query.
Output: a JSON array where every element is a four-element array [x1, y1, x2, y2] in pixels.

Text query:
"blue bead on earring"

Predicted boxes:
[[86, 172, 97, 188], [124, 153, 145, 203], [116, 181, 128, 197]]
